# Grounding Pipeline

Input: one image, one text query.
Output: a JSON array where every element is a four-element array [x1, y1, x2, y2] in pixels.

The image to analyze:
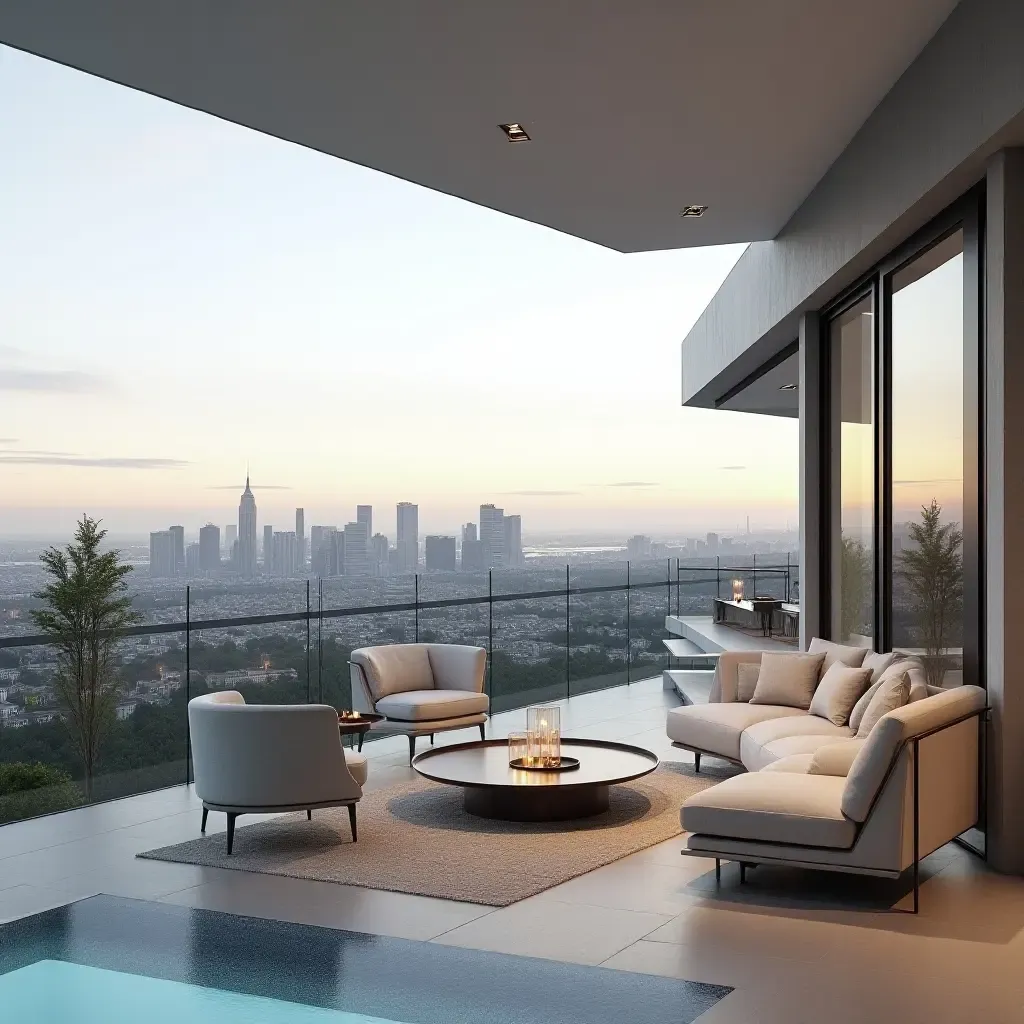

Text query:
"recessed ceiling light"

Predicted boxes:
[[679, 205, 708, 218], [778, 383, 799, 391], [499, 123, 531, 143]]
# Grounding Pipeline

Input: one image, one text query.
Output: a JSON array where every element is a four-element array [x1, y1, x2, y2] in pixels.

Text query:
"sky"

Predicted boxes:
[[0, 44, 800, 541]]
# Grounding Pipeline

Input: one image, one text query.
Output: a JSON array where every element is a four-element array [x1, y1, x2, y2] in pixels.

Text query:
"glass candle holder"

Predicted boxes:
[[732, 579, 744, 602], [526, 705, 561, 768], [507, 731, 529, 766]]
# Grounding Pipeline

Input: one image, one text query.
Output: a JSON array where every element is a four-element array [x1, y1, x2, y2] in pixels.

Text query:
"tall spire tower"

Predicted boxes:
[[238, 471, 258, 577]]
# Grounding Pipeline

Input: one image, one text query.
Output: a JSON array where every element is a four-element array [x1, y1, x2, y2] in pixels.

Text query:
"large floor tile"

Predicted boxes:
[[431, 897, 672, 965]]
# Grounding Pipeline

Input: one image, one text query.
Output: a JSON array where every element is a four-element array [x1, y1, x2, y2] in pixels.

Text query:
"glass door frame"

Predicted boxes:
[[818, 188, 984, 688]]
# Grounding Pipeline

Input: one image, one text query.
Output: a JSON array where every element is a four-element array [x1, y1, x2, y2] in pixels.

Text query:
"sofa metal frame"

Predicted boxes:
[[678, 705, 989, 913]]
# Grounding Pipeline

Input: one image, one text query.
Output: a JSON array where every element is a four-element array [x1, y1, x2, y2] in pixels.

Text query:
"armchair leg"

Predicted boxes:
[[739, 862, 747, 884], [715, 859, 721, 885], [358, 733, 364, 753], [348, 803, 358, 843], [307, 809, 312, 821], [430, 733, 435, 745], [408, 735, 416, 763], [226, 813, 238, 855], [479, 723, 486, 741], [694, 751, 701, 773], [201, 807, 208, 833]]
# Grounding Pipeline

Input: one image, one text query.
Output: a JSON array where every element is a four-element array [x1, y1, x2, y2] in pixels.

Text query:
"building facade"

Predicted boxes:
[[396, 502, 418, 570]]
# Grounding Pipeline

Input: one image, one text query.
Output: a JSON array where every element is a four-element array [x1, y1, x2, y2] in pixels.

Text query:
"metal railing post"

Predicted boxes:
[[626, 560, 631, 685], [487, 569, 493, 698], [317, 578, 323, 704], [305, 579, 311, 703], [414, 573, 419, 643], [565, 563, 570, 700], [716, 556, 721, 599], [185, 585, 191, 787], [752, 552, 757, 599]]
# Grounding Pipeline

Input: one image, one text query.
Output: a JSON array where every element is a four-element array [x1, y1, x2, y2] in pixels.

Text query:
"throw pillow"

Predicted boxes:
[[809, 739, 864, 777], [808, 663, 872, 727], [749, 652, 826, 710], [807, 638, 868, 676], [736, 662, 760, 702], [861, 650, 896, 683], [856, 671, 911, 737], [848, 660, 909, 732]]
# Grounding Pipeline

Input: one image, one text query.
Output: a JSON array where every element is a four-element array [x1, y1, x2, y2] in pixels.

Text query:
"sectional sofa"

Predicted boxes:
[[666, 640, 986, 911]]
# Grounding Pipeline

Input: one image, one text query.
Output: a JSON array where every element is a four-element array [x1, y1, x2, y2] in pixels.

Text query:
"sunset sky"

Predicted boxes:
[[0, 44, 804, 540]]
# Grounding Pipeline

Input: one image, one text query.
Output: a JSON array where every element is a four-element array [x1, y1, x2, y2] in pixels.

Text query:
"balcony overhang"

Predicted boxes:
[[0, 0, 957, 254]]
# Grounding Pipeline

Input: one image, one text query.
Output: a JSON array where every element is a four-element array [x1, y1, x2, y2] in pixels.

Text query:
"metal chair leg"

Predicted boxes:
[[226, 813, 237, 855], [201, 807, 208, 833], [307, 809, 312, 821], [715, 859, 721, 884], [408, 735, 416, 763], [694, 751, 701, 773], [348, 803, 358, 843], [479, 723, 486, 741]]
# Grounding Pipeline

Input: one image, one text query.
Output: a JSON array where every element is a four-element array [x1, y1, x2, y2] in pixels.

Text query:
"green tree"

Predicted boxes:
[[898, 499, 963, 686], [840, 536, 872, 643], [31, 516, 140, 799]]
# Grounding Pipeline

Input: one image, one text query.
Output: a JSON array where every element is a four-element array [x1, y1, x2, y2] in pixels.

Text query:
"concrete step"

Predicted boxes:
[[662, 669, 715, 705]]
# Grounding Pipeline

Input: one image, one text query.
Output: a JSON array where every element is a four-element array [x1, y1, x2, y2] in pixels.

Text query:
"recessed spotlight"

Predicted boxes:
[[679, 205, 708, 218], [499, 123, 531, 143], [778, 383, 799, 391]]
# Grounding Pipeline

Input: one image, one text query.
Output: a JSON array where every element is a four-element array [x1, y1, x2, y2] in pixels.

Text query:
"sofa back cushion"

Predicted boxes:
[[749, 652, 826, 710], [736, 662, 760, 702], [808, 638, 868, 677], [841, 685, 986, 822], [354, 644, 435, 702], [808, 663, 873, 727]]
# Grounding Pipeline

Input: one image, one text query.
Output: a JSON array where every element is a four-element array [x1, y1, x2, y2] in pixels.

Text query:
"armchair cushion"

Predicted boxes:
[[355, 645, 434, 701], [375, 688, 489, 722]]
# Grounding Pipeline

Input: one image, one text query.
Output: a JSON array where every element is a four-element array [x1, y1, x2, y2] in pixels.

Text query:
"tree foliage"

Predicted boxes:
[[840, 536, 872, 642], [30, 516, 140, 797], [898, 499, 963, 686]]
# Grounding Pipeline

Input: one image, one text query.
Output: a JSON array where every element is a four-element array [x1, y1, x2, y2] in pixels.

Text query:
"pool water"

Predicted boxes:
[[0, 961, 405, 1024]]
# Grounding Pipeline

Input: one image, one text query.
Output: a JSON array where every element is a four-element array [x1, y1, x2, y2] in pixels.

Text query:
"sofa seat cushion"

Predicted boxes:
[[760, 753, 814, 773], [666, 703, 806, 761], [375, 689, 489, 722], [344, 752, 368, 787], [740, 715, 853, 771], [681, 773, 855, 848]]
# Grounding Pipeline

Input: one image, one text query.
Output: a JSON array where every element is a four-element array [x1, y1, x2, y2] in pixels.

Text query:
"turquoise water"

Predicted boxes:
[[0, 961, 405, 1024]]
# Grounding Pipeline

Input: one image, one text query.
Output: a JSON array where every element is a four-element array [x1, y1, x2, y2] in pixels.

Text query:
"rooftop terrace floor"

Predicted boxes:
[[2, 678, 1023, 1022]]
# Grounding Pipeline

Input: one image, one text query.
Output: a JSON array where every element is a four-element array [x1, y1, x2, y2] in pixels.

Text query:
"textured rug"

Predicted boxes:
[[139, 761, 736, 906]]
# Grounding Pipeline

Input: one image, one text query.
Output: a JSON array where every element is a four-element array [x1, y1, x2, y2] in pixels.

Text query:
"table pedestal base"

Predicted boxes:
[[463, 783, 610, 821]]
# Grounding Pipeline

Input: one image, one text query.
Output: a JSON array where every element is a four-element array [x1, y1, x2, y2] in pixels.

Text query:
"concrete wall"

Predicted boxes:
[[682, 0, 1024, 407]]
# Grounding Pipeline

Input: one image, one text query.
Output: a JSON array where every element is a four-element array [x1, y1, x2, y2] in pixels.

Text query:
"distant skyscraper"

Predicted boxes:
[[706, 532, 719, 553], [425, 536, 457, 571], [479, 504, 505, 568], [627, 534, 653, 560], [295, 508, 305, 572], [460, 538, 483, 572], [263, 525, 274, 572], [168, 526, 185, 576], [199, 524, 220, 570], [273, 531, 297, 576], [462, 522, 477, 544], [225, 524, 237, 557], [149, 531, 175, 578], [503, 515, 523, 567], [357, 505, 372, 539], [343, 521, 370, 576], [396, 502, 418, 570], [238, 475, 258, 577], [185, 542, 201, 577], [370, 532, 390, 576]]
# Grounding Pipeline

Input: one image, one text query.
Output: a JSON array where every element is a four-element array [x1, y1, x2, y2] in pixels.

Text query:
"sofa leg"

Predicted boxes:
[[348, 803, 358, 843], [226, 813, 237, 855], [739, 862, 746, 884], [715, 859, 721, 885], [307, 809, 312, 821], [479, 723, 486, 741], [694, 751, 701, 773], [430, 733, 435, 745], [358, 733, 365, 753], [201, 807, 208, 833], [408, 735, 416, 763]]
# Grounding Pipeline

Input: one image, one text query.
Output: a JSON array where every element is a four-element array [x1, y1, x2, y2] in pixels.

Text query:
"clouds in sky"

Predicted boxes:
[[0, 454, 187, 469], [0, 369, 108, 394]]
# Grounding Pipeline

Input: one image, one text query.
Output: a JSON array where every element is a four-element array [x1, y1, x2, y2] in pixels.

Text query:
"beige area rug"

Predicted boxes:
[[139, 762, 737, 906]]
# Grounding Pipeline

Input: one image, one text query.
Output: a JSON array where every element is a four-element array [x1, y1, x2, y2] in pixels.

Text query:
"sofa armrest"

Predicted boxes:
[[713, 651, 765, 703], [426, 644, 487, 693]]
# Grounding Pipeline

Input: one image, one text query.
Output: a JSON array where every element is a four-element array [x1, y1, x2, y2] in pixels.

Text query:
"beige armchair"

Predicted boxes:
[[349, 643, 489, 761]]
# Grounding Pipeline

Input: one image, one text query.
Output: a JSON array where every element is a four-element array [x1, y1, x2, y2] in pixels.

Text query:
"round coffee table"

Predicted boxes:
[[411, 738, 659, 821]]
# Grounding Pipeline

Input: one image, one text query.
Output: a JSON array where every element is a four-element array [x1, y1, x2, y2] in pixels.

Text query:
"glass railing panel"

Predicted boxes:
[[188, 619, 310, 707], [319, 571, 416, 612], [627, 560, 673, 681], [568, 562, 627, 696], [0, 635, 188, 822], [416, 572, 488, 652], [675, 559, 722, 617], [187, 577, 309, 622], [490, 566, 567, 713]]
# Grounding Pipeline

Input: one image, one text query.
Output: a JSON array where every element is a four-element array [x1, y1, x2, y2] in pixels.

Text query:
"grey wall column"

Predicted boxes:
[[985, 148, 1024, 874], [798, 311, 824, 650]]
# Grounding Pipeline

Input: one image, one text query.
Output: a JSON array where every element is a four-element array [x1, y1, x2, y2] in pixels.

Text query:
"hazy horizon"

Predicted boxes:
[[0, 44, 800, 539]]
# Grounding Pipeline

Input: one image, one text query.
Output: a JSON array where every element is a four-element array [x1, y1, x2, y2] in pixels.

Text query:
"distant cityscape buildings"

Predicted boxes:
[[396, 502, 418, 571], [425, 535, 457, 571], [198, 524, 220, 570]]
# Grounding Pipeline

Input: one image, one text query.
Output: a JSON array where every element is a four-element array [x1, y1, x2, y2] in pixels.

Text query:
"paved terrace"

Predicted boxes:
[[2, 677, 1023, 1023]]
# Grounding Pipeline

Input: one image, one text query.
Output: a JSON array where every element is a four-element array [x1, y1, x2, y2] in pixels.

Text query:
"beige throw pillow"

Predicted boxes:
[[848, 661, 908, 732], [749, 652, 826, 710], [736, 662, 760, 702], [808, 739, 864, 777], [808, 663, 872, 726], [855, 671, 911, 737], [807, 638, 868, 676], [861, 650, 896, 683]]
